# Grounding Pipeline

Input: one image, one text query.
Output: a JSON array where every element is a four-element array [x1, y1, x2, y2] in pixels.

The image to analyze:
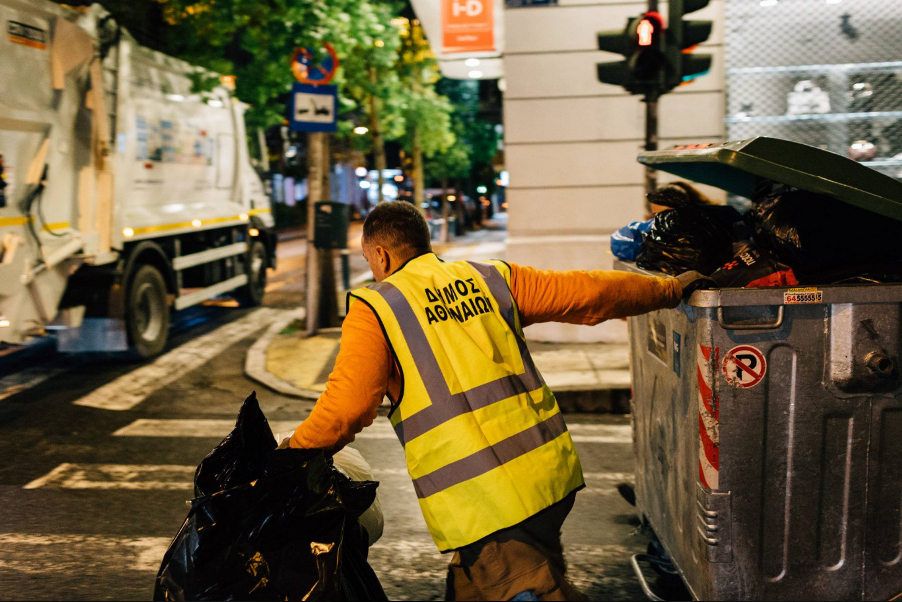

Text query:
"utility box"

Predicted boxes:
[[620, 137, 902, 601], [313, 202, 350, 249]]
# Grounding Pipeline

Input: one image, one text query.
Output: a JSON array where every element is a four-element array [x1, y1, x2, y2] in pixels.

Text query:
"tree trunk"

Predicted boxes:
[[454, 179, 467, 234], [440, 175, 449, 243], [368, 67, 386, 204], [306, 132, 325, 336], [412, 125, 425, 214], [317, 134, 340, 328]]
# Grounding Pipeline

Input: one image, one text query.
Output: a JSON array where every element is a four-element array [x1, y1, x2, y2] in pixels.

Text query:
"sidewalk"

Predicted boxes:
[[246, 225, 632, 413]]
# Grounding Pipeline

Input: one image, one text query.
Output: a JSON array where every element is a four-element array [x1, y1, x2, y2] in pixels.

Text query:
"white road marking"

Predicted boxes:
[[0, 365, 70, 402], [568, 423, 632, 444], [0, 534, 171, 573], [113, 417, 398, 440], [24, 463, 195, 491], [583, 471, 633, 482], [112, 419, 629, 444], [371, 467, 410, 476], [349, 270, 374, 287], [74, 308, 285, 411], [439, 241, 505, 261]]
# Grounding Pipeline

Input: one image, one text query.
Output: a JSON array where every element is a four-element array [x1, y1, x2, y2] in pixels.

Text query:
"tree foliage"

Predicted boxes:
[[70, 0, 500, 188]]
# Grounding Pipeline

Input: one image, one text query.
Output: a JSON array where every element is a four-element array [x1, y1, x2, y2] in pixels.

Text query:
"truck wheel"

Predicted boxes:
[[236, 240, 268, 307], [126, 264, 170, 358]]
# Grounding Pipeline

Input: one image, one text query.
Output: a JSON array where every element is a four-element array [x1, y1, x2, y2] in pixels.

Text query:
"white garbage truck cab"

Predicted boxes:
[[0, 0, 276, 357]]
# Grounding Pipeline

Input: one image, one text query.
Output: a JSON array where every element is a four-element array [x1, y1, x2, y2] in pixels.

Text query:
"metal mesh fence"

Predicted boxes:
[[725, 0, 902, 180]]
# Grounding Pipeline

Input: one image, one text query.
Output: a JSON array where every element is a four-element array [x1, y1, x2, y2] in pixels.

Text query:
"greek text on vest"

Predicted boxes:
[[423, 279, 495, 325]]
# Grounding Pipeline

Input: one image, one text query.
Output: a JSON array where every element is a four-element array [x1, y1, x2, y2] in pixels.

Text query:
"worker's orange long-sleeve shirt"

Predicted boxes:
[[289, 265, 681, 451]]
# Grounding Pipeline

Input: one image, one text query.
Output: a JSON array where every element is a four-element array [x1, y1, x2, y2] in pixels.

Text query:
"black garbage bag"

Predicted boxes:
[[636, 183, 743, 275], [749, 188, 902, 283], [154, 392, 387, 601]]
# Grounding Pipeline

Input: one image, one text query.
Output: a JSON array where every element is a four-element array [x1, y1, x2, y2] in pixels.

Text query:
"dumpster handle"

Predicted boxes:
[[717, 306, 784, 331], [630, 554, 666, 602]]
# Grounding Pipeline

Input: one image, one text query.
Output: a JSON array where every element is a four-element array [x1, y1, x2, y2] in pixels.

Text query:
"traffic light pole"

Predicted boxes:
[[643, 0, 659, 212], [644, 91, 659, 212]]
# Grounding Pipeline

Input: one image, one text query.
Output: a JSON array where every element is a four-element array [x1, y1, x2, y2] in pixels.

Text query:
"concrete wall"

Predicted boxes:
[[503, 0, 726, 343]]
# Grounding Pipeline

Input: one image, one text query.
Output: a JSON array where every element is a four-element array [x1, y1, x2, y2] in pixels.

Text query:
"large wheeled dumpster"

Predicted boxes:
[[618, 137, 902, 601]]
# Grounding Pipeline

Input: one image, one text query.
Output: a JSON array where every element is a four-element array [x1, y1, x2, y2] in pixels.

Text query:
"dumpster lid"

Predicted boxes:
[[638, 137, 902, 222]]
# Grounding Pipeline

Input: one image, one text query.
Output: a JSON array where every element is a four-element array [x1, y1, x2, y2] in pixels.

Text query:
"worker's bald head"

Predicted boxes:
[[363, 201, 432, 260]]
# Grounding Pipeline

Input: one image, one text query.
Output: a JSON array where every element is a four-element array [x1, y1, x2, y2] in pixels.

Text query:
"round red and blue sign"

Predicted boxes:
[[291, 43, 340, 85]]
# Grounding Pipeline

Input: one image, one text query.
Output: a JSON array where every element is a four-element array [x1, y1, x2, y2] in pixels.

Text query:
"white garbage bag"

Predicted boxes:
[[333, 446, 384, 546]]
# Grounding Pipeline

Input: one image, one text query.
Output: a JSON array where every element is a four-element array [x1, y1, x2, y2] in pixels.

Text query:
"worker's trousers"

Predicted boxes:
[[445, 492, 587, 601]]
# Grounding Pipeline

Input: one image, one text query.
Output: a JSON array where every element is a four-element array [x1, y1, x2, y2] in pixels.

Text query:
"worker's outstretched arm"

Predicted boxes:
[[289, 301, 392, 452], [510, 264, 684, 327]]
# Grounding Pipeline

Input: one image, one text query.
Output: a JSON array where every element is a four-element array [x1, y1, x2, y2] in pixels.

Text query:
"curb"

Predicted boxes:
[[244, 308, 323, 400]]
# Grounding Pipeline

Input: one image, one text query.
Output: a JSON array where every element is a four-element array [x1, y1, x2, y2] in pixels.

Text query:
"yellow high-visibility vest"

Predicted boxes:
[[349, 253, 584, 551]]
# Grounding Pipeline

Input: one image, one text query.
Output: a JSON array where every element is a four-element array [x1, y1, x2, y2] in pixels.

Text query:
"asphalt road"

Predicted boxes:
[[0, 226, 668, 601]]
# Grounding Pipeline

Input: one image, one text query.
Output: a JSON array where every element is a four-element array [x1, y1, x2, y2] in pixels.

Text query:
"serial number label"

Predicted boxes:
[[784, 291, 823, 305]]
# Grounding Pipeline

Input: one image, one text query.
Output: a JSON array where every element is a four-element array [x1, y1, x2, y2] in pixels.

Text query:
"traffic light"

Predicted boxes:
[[597, 12, 666, 97], [666, 0, 713, 89]]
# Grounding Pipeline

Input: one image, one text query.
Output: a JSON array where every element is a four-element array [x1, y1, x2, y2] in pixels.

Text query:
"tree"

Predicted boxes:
[[338, 4, 404, 203], [395, 18, 454, 212]]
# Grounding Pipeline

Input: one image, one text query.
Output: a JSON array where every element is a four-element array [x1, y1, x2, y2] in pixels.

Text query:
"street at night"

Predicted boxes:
[[3, 0, 902, 599]]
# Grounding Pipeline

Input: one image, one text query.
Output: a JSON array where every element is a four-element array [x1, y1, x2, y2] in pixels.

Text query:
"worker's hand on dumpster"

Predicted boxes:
[[676, 271, 716, 300]]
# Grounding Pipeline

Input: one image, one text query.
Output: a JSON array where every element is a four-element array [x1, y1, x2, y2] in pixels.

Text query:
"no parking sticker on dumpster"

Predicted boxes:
[[722, 345, 767, 389]]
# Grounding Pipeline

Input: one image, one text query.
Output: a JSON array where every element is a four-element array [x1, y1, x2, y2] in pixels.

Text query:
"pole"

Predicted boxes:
[[643, 0, 660, 215], [644, 91, 659, 213], [317, 134, 340, 328], [306, 131, 324, 336], [340, 249, 351, 291]]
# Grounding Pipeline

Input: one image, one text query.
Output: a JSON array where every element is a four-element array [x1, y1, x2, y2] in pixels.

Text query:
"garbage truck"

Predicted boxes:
[[0, 0, 276, 357], [619, 137, 902, 600]]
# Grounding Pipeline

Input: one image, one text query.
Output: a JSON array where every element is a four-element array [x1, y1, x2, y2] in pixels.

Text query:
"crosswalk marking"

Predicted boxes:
[[74, 308, 285, 411], [0, 534, 171, 573], [112, 418, 399, 440], [110, 418, 628, 443], [0, 365, 71, 402], [438, 241, 506, 261], [567, 423, 632, 444], [23, 461, 632, 499], [24, 463, 195, 491]]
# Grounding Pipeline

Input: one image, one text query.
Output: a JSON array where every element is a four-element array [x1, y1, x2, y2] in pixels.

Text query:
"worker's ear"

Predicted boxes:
[[375, 245, 391, 276]]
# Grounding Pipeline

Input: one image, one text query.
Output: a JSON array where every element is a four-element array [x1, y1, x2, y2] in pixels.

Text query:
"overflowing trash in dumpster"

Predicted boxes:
[[615, 177, 902, 287], [154, 392, 388, 601]]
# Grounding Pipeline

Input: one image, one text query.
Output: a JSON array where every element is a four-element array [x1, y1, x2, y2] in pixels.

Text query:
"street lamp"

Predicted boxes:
[[354, 126, 369, 135]]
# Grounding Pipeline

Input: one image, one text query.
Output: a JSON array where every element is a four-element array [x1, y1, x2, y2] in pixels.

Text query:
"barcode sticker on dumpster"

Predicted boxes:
[[784, 287, 823, 305]]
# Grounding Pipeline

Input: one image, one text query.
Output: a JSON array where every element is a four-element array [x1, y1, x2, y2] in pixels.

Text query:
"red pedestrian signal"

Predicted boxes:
[[638, 19, 655, 47]]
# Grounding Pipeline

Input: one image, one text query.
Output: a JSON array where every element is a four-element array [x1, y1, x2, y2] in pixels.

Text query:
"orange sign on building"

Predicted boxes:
[[442, 0, 495, 54]]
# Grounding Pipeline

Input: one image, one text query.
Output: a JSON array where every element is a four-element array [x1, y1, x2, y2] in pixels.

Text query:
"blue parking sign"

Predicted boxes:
[[289, 83, 337, 133]]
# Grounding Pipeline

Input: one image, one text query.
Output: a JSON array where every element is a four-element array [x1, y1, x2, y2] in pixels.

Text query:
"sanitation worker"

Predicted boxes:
[[289, 201, 708, 601]]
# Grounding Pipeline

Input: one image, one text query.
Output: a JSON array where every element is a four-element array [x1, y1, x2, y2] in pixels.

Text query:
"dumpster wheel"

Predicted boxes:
[[630, 539, 689, 601]]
